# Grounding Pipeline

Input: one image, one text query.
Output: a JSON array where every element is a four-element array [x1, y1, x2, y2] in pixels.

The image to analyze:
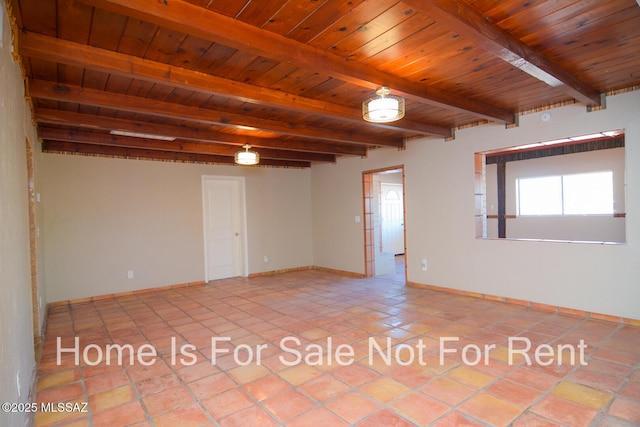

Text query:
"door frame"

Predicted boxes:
[[201, 175, 249, 282], [26, 137, 42, 348], [362, 165, 407, 280]]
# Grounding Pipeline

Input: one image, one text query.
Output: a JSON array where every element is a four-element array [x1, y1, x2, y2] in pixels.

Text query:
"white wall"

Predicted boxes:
[[0, 3, 40, 426], [312, 90, 640, 320], [312, 155, 367, 274], [41, 155, 313, 302]]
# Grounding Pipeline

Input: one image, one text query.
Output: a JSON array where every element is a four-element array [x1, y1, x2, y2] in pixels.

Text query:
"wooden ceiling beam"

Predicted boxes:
[[19, 32, 449, 137], [401, 0, 602, 106], [38, 127, 336, 163], [28, 79, 398, 147], [73, 0, 514, 124], [34, 109, 368, 156], [42, 140, 311, 168]]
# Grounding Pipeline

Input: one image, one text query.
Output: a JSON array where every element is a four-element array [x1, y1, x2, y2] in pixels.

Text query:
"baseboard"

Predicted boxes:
[[47, 266, 365, 307], [48, 279, 207, 308], [407, 280, 640, 326], [250, 265, 366, 278], [248, 266, 313, 278], [311, 266, 366, 278], [248, 264, 366, 278]]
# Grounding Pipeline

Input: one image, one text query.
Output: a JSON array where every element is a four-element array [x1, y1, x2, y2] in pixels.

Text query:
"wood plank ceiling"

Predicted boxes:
[[7, 0, 640, 167]]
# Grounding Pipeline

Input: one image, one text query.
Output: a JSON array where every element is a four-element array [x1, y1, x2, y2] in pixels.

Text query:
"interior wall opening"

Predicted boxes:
[[362, 166, 406, 281], [475, 130, 626, 243]]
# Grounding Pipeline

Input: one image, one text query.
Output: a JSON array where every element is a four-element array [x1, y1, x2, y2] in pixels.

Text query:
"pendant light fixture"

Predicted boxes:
[[362, 86, 405, 123], [234, 144, 259, 165]]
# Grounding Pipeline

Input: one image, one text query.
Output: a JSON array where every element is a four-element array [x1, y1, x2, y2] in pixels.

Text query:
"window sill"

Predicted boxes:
[[477, 237, 625, 245]]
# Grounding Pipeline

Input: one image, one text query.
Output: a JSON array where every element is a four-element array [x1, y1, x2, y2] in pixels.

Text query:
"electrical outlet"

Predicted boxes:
[[127, 271, 134, 279], [421, 259, 428, 271], [263, 255, 269, 263]]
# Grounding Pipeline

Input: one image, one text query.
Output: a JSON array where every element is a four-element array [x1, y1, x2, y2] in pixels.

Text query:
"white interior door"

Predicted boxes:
[[381, 183, 405, 255], [202, 176, 247, 281]]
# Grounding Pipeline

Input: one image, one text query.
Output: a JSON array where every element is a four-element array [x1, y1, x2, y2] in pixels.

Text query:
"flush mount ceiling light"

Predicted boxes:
[[234, 144, 260, 165], [362, 86, 405, 123]]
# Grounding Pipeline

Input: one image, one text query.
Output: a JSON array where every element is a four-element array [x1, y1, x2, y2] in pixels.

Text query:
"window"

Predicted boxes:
[[516, 176, 562, 215], [385, 190, 399, 201], [516, 171, 614, 216], [563, 171, 613, 215]]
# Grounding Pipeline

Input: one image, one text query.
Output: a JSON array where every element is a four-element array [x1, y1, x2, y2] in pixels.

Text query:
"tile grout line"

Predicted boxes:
[[33, 271, 640, 427]]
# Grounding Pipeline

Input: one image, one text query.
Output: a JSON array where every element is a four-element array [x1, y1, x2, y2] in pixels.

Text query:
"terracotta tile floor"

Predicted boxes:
[[33, 269, 640, 426]]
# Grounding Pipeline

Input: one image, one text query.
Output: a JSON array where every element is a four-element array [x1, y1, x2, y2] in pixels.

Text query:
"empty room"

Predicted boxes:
[[1, 1, 640, 426]]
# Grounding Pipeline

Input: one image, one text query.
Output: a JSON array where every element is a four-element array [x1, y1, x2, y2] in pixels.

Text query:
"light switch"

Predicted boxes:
[[355, 215, 361, 223]]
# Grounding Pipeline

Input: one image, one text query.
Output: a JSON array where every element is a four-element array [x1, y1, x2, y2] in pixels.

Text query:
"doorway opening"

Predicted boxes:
[[362, 166, 406, 282]]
